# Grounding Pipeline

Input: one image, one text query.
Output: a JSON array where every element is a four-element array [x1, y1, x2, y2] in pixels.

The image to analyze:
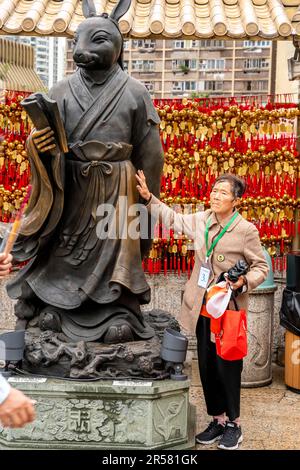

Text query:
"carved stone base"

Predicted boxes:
[[0, 377, 195, 450], [22, 310, 180, 379]]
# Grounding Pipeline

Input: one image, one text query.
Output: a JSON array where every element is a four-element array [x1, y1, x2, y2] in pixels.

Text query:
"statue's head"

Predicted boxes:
[[73, 0, 131, 71]]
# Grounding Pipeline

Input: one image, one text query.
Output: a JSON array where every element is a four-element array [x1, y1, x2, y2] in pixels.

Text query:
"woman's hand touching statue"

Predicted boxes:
[[135, 170, 151, 202]]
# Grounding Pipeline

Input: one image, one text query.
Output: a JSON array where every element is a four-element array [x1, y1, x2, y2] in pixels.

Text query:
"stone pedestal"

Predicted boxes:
[[0, 377, 195, 450], [242, 287, 277, 387]]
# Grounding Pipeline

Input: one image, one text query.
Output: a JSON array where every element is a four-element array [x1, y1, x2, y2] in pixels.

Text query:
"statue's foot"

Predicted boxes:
[[103, 321, 134, 344]]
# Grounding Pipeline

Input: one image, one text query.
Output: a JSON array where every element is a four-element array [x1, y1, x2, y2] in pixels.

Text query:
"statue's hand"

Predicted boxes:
[[135, 170, 151, 202], [32, 127, 56, 153]]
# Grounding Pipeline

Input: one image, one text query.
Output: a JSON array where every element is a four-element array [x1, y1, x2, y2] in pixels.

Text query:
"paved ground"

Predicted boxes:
[[189, 363, 300, 450]]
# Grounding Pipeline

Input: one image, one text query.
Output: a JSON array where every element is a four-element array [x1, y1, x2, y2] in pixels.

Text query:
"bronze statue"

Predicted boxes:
[[7, 0, 164, 357]]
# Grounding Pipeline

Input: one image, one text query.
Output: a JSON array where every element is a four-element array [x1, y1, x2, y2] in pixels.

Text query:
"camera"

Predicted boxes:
[[0, 330, 25, 377], [227, 260, 249, 283], [217, 260, 249, 295]]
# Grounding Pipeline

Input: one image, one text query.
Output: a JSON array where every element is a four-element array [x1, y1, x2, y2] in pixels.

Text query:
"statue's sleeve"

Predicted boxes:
[[12, 88, 65, 261], [131, 91, 164, 256], [131, 91, 164, 198]]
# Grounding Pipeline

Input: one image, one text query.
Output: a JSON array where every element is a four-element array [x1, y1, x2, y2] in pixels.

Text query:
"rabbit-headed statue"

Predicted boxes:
[[7, 0, 164, 364]]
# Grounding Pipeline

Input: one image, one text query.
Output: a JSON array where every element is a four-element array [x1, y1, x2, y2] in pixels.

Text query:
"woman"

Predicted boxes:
[[136, 170, 269, 450]]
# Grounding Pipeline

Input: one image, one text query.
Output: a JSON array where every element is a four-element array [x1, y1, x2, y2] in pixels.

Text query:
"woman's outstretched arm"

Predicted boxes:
[[136, 170, 205, 244]]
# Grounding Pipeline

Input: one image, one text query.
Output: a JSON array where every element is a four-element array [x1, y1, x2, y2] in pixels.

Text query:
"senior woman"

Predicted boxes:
[[136, 170, 269, 450]]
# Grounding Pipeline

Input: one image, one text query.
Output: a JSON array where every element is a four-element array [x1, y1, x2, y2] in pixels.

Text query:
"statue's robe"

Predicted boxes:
[[7, 65, 164, 342]]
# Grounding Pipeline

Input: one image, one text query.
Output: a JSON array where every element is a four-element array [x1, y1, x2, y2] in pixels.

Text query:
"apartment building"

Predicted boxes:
[[65, 38, 273, 99]]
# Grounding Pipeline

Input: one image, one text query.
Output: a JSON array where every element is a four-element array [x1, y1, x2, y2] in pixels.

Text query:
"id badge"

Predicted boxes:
[[198, 259, 212, 289]]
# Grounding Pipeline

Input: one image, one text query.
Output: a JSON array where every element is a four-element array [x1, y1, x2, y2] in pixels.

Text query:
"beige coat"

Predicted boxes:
[[147, 195, 269, 335]]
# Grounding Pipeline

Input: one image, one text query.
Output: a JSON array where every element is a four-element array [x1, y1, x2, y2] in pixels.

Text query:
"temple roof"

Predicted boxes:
[[0, 37, 45, 91], [0, 0, 300, 39]]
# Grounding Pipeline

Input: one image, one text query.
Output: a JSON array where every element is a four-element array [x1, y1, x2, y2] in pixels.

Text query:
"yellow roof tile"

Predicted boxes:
[[0, 0, 299, 39], [195, 5, 209, 16], [282, 0, 299, 5], [252, 0, 267, 5], [225, 5, 241, 18], [292, 6, 300, 19]]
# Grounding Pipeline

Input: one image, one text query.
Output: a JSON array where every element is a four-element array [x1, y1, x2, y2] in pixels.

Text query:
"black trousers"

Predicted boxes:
[[196, 315, 243, 421]]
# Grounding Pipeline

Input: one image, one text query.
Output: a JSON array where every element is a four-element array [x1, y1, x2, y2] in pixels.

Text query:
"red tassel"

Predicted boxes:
[[182, 256, 186, 273], [280, 256, 284, 272], [280, 238, 284, 255]]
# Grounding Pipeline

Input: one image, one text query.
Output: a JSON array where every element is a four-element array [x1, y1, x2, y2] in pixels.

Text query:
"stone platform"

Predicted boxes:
[[0, 377, 195, 450]]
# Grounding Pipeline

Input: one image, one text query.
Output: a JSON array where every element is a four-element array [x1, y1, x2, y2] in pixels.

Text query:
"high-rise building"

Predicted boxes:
[[3, 36, 66, 89], [48, 37, 66, 89], [66, 39, 75, 77], [66, 38, 273, 99], [275, 40, 299, 99]]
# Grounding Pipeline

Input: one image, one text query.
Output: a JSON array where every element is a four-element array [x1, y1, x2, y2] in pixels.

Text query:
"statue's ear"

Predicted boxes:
[[110, 0, 132, 22], [82, 0, 97, 18]]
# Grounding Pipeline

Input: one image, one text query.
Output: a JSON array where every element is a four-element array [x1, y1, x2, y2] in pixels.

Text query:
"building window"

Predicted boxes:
[[133, 39, 156, 49], [199, 40, 224, 49], [172, 81, 197, 92], [142, 81, 154, 93], [246, 80, 268, 91], [244, 40, 271, 48], [172, 59, 197, 71], [244, 58, 269, 71], [204, 81, 223, 91], [132, 60, 155, 72], [123, 61, 129, 71], [123, 40, 130, 49], [199, 59, 225, 70], [173, 40, 185, 49], [172, 40, 200, 49]]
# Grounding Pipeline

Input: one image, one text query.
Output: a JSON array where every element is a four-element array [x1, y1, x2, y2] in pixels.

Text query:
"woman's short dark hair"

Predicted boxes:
[[212, 174, 246, 199]]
